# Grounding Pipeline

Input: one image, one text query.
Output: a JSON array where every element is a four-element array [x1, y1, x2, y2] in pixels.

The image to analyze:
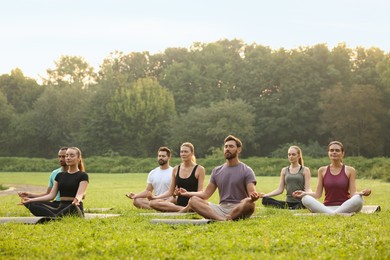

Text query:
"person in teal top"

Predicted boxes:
[[260, 146, 312, 209], [48, 167, 64, 202], [18, 147, 68, 206]]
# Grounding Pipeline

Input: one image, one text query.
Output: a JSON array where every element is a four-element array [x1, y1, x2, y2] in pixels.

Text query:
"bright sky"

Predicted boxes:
[[1, 0, 389, 81]]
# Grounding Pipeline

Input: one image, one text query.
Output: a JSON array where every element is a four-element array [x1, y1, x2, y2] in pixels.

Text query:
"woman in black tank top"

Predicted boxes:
[[149, 142, 205, 212]]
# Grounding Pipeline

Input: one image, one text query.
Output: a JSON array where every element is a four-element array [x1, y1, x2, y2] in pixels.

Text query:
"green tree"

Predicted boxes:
[[13, 87, 91, 157], [106, 78, 175, 156], [0, 92, 16, 155], [353, 47, 385, 86], [375, 52, 390, 156], [99, 51, 157, 85], [328, 43, 354, 86], [43, 55, 96, 88], [236, 43, 275, 104], [168, 99, 255, 157], [81, 50, 161, 157], [376, 52, 390, 94], [0, 69, 43, 113], [251, 45, 331, 155], [319, 83, 386, 156], [78, 79, 122, 156], [160, 39, 245, 114]]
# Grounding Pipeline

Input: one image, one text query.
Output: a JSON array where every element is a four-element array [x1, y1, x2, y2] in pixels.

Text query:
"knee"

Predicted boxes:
[[351, 194, 364, 206], [301, 195, 311, 206], [240, 197, 255, 210], [246, 203, 256, 215], [261, 196, 271, 205], [245, 199, 256, 211], [25, 202, 32, 209], [188, 196, 202, 207], [133, 198, 142, 208], [240, 199, 256, 218], [352, 194, 364, 201], [148, 200, 159, 209], [25, 201, 40, 211]]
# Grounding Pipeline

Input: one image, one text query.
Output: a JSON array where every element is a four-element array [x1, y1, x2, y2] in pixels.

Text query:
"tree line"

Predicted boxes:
[[0, 39, 389, 158]]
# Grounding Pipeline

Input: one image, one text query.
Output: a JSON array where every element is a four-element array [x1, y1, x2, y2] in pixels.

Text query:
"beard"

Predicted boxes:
[[158, 159, 168, 166], [224, 151, 237, 160]]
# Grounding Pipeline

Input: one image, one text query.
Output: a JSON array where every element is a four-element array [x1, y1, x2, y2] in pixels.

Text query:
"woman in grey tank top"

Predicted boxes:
[[260, 146, 312, 209]]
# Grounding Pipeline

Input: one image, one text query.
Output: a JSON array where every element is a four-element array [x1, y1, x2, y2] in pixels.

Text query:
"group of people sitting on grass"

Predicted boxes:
[[127, 136, 371, 220], [18, 135, 371, 221]]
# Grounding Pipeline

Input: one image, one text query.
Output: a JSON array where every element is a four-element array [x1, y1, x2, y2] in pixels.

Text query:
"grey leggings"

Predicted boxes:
[[302, 194, 363, 214], [25, 201, 84, 217]]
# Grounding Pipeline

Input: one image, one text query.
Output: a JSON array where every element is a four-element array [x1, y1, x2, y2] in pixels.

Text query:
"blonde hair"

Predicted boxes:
[[289, 146, 304, 166], [181, 142, 196, 163], [68, 147, 85, 172]]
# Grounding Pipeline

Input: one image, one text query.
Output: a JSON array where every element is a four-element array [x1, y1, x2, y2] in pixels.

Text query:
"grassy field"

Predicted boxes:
[[0, 172, 389, 259]]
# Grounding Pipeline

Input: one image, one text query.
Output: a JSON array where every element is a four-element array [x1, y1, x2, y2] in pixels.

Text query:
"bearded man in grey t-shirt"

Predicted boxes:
[[178, 135, 260, 221]]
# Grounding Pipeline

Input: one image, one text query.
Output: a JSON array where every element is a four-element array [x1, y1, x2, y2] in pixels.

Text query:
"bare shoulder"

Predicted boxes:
[[345, 165, 356, 176], [196, 165, 206, 175], [318, 166, 327, 177], [281, 167, 288, 176], [302, 166, 311, 175], [172, 165, 179, 175], [318, 166, 327, 171], [197, 164, 205, 171]]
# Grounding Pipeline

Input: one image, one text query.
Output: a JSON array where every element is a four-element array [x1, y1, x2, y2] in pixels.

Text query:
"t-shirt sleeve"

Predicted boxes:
[[146, 171, 153, 184], [210, 170, 216, 185], [48, 172, 55, 188], [81, 172, 89, 182], [246, 167, 257, 185], [55, 172, 61, 182]]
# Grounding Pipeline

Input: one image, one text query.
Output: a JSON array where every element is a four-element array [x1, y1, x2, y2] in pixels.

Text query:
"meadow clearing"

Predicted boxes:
[[0, 172, 389, 259]]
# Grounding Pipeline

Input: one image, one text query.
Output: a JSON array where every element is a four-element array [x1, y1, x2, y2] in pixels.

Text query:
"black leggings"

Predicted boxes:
[[262, 197, 304, 210], [25, 201, 84, 217]]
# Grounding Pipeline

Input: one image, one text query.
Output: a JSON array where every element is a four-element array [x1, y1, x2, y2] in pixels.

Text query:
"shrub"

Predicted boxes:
[[0, 156, 389, 182], [270, 141, 325, 158]]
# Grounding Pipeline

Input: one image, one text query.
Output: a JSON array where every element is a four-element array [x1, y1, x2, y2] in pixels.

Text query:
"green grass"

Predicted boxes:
[[0, 172, 389, 259], [0, 184, 7, 191]]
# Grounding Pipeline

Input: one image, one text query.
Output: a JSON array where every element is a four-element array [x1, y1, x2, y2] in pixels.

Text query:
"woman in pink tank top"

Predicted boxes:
[[292, 141, 371, 214]]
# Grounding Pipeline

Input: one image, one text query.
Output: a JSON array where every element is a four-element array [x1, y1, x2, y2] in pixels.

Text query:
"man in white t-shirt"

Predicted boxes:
[[126, 147, 173, 209]]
